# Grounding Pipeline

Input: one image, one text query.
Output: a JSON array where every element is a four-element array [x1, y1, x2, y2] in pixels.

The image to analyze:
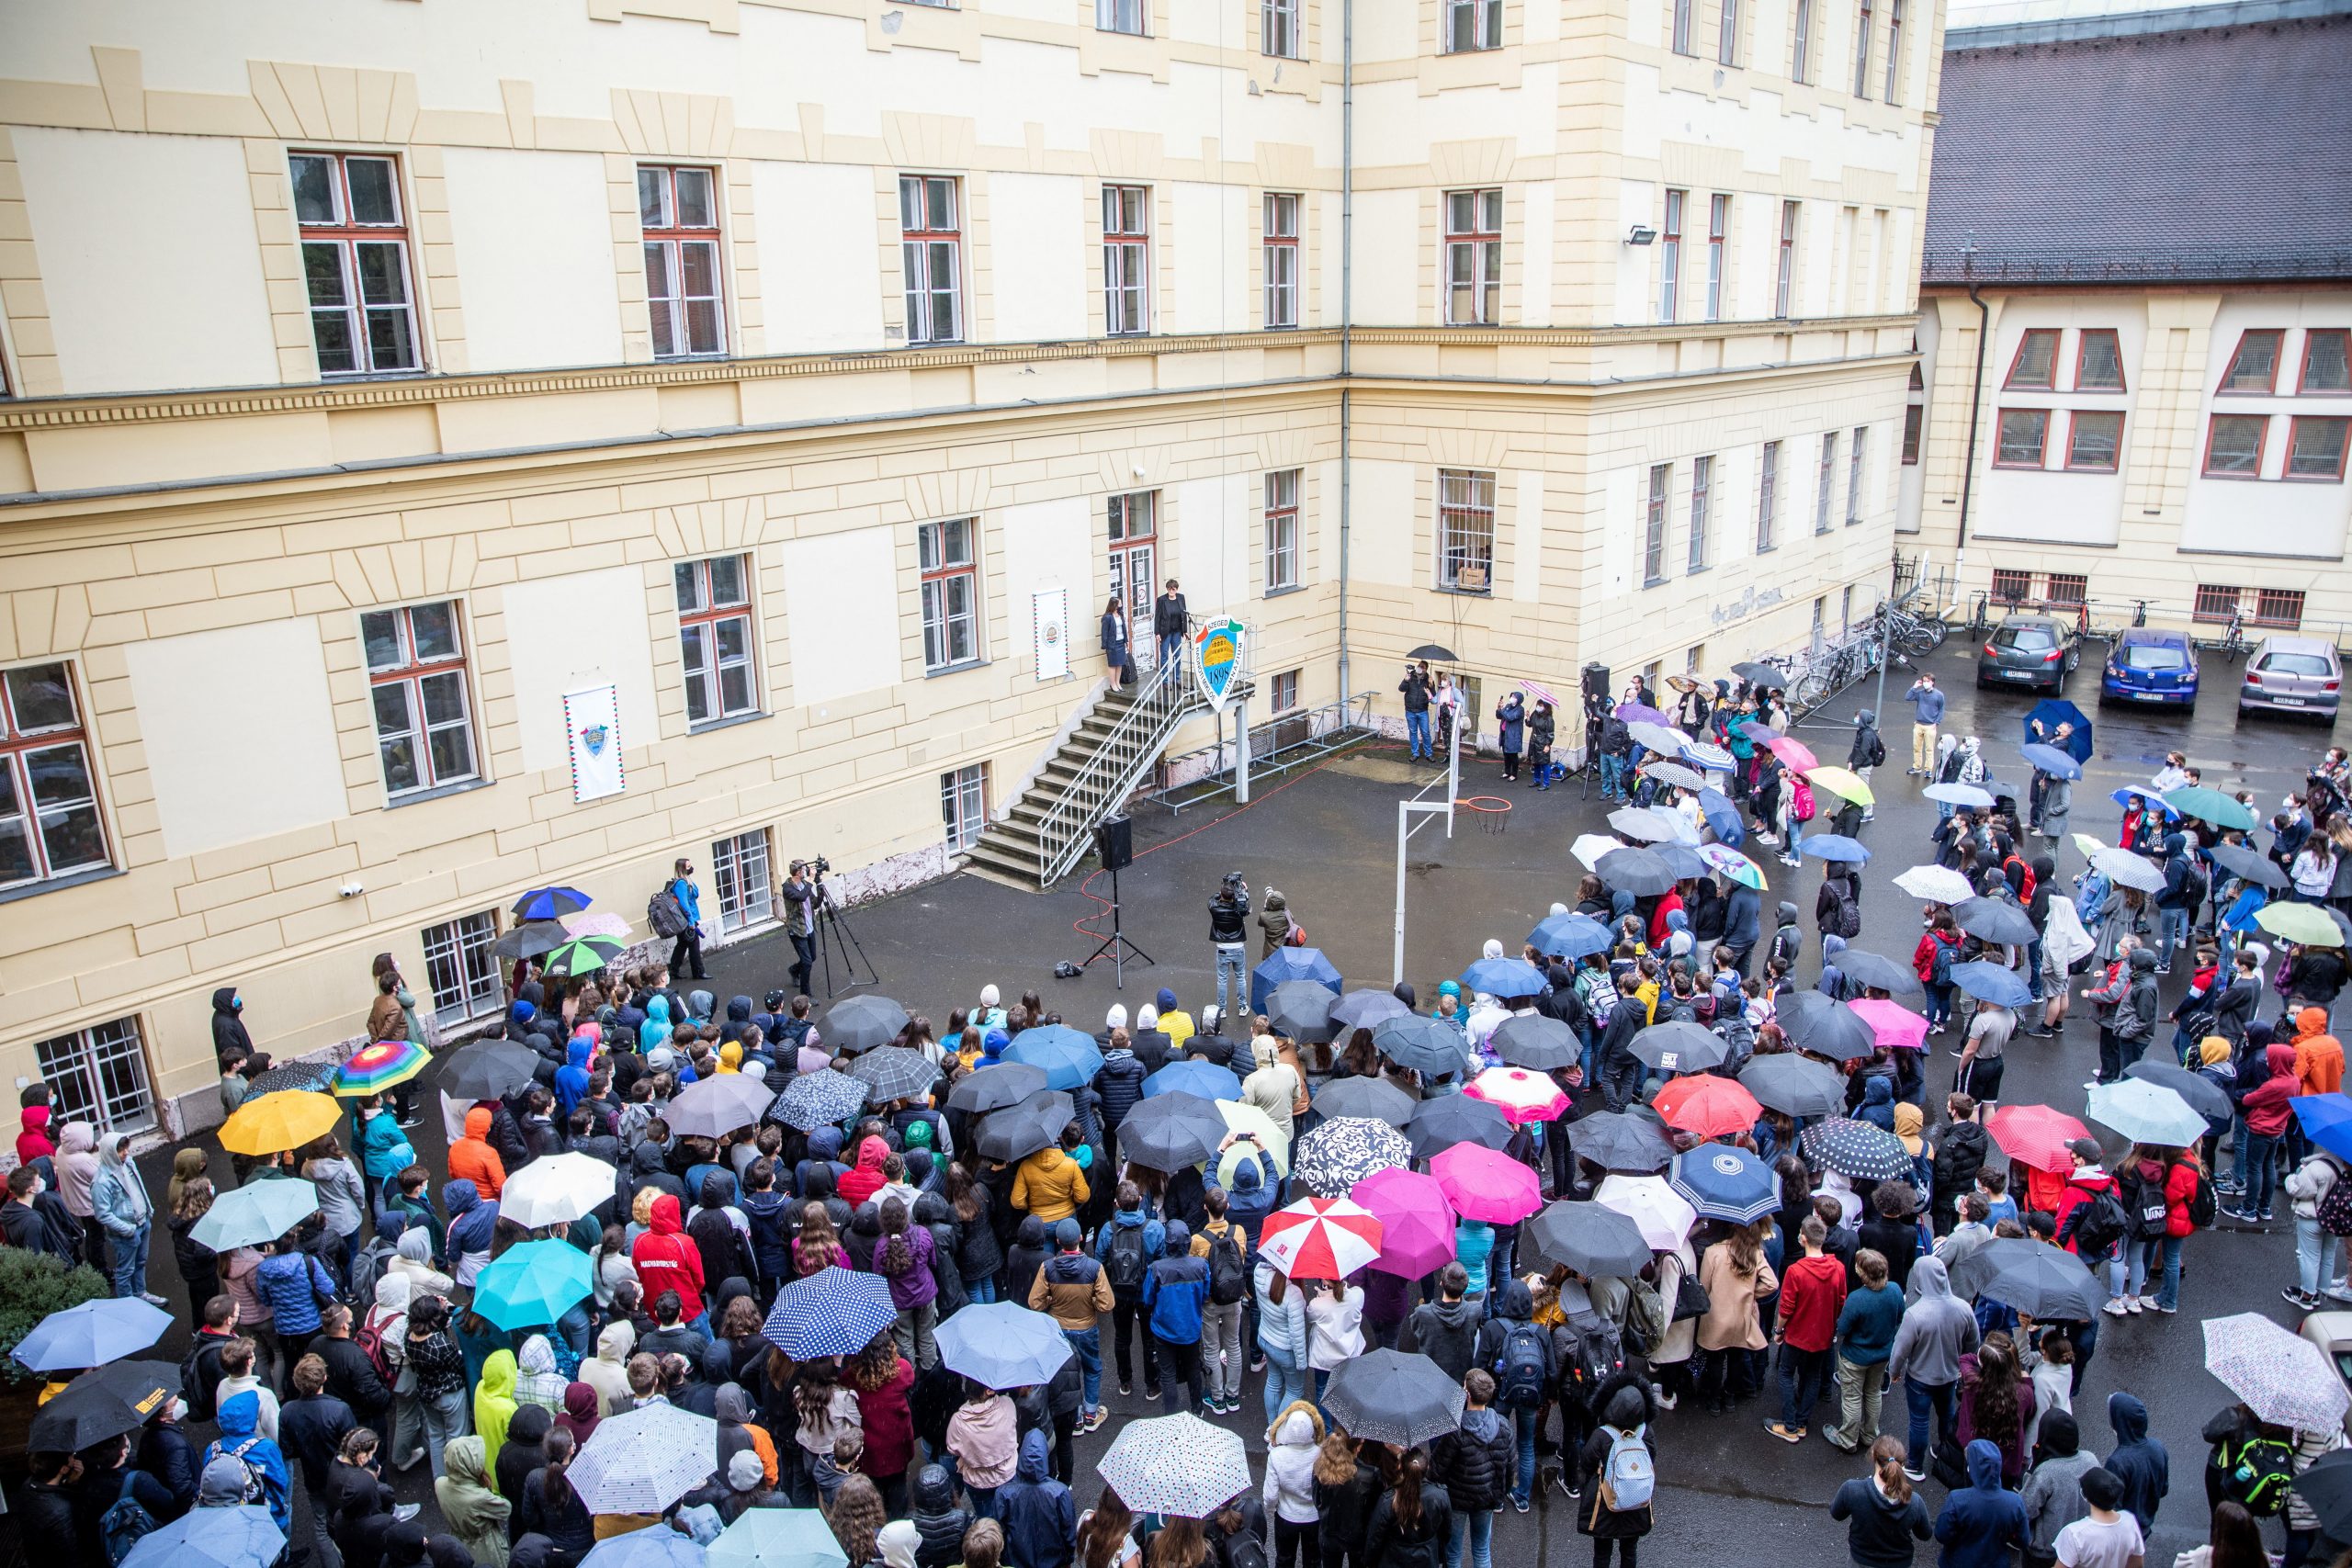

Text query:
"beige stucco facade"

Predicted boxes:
[[0, 0, 1936, 1131]]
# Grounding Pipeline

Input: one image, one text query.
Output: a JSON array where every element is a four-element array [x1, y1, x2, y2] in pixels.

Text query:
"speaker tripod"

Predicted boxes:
[[1080, 861, 1155, 987], [811, 874, 877, 995]]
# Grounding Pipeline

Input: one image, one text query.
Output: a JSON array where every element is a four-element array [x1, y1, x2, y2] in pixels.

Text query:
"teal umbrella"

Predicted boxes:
[[709, 1507, 851, 1568], [472, 1238, 593, 1330], [189, 1178, 321, 1252]]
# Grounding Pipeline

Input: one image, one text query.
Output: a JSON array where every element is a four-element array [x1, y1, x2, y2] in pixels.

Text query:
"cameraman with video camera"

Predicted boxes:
[[1209, 872, 1250, 1017], [781, 859, 820, 998]]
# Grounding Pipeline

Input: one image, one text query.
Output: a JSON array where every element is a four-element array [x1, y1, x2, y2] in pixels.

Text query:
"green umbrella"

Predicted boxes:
[[2163, 785, 2257, 831], [2257, 902, 2344, 947], [541, 933, 625, 978]]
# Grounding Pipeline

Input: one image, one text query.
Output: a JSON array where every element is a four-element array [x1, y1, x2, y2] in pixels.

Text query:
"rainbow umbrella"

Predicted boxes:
[[332, 1038, 428, 1097]]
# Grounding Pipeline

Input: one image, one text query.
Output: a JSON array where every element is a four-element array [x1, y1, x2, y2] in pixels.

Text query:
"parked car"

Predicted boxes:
[[2239, 636, 2343, 722], [2099, 628, 2199, 709], [1975, 613, 2081, 694]]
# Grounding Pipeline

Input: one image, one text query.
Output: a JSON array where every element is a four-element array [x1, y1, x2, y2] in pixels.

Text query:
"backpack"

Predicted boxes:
[[100, 1471, 160, 1567], [2062, 1182, 2130, 1258], [1595, 1424, 1655, 1513], [356, 1306, 396, 1385], [1929, 938, 1957, 987], [1218, 1524, 1272, 1568], [2121, 1169, 2171, 1240], [2181, 861, 2211, 911], [1624, 1278, 1669, 1357], [1493, 1321, 1551, 1409], [1865, 733, 1887, 768], [1556, 1311, 1625, 1408], [2006, 856, 2036, 905], [2222, 1432, 2296, 1517], [1205, 1228, 1247, 1305], [2318, 1174, 2352, 1238], [648, 887, 688, 939], [2187, 1166, 2219, 1229], [1791, 780, 1816, 823], [1830, 887, 1861, 941], [180, 1335, 216, 1421], [1104, 1223, 1150, 1297], [217, 1436, 270, 1506]]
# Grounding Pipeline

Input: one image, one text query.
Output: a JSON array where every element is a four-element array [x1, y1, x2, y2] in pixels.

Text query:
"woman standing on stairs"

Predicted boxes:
[[1101, 595, 1133, 687]]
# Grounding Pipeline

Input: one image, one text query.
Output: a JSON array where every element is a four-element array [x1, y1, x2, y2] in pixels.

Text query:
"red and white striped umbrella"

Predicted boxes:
[[1463, 1066, 1568, 1125], [1259, 1196, 1384, 1280]]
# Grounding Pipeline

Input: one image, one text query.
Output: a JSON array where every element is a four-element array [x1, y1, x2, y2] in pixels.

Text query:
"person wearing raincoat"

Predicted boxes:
[[435, 1435, 511, 1565], [474, 1348, 520, 1477]]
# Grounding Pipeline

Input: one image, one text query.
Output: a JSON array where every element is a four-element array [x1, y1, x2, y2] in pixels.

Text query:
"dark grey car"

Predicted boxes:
[[1974, 614, 2080, 694], [2238, 636, 2342, 721]]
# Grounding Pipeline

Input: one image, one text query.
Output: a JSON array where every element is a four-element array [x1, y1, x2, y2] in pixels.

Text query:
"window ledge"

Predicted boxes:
[[0, 864, 124, 908], [387, 775, 493, 810], [1685, 564, 1711, 578], [1263, 583, 1306, 600], [687, 710, 771, 738], [1434, 584, 1493, 598], [924, 659, 990, 680], [1643, 575, 1668, 590], [1756, 544, 1778, 554]]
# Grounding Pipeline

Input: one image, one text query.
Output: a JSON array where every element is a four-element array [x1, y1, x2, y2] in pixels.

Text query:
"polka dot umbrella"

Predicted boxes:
[[1097, 1413, 1253, 1519]]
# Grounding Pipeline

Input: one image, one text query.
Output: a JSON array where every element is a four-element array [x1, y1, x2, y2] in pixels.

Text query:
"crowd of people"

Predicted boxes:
[[12, 682, 2352, 1568]]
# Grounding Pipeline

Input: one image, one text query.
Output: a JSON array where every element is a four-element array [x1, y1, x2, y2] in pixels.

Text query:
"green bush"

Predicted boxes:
[[0, 1247, 110, 1384]]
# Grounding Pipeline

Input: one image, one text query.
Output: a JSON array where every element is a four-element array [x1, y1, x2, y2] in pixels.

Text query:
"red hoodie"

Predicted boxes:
[[2242, 1043, 2300, 1138], [838, 1136, 890, 1208], [630, 1193, 706, 1307], [15, 1106, 53, 1167]]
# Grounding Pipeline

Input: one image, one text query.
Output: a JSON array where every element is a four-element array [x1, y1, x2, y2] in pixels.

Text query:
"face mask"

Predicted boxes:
[[165, 1397, 186, 1423], [231, 996, 243, 1011]]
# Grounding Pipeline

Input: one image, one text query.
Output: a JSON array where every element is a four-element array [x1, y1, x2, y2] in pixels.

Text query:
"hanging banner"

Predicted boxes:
[[1033, 587, 1070, 681], [563, 683, 625, 804], [1193, 615, 1247, 716]]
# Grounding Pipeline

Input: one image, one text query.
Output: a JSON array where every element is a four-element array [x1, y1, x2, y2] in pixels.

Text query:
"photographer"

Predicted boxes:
[[782, 861, 820, 997], [1209, 874, 1250, 1017], [667, 856, 708, 981]]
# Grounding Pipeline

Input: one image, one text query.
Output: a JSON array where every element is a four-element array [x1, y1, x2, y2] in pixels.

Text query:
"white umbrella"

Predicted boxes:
[[1893, 864, 1975, 905], [2086, 1079, 2208, 1149], [2203, 1312, 2351, 1432], [2090, 848, 2165, 895], [1924, 782, 1995, 808], [1572, 834, 1626, 871], [1593, 1174, 1699, 1251], [1098, 1413, 1253, 1517], [568, 1402, 719, 1514], [500, 1150, 620, 1230]]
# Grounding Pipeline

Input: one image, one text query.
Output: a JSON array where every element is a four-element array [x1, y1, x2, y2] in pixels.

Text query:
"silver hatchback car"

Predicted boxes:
[[2238, 636, 2342, 721]]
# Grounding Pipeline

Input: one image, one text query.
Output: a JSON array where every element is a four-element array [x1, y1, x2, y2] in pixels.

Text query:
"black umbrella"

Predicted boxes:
[[1266, 981, 1340, 1044], [1117, 1092, 1229, 1170], [1773, 991, 1877, 1061], [492, 919, 571, 962], [1330, 990, 1411, 1032], [1321, 1348, 1468, 1448], [2122, 1059, 2233, 1126], [1736, 1053, 1848, 1119], [1373, 1016, 1470, 1079], [975, 1090, 1075, 1162], [1312, 1077, 1416, 1127], [1953, 897, 2036, 947], [1731, 661, 1785, 688], [1596, 848, 1678, 897], [1406, 644, 1459, 663], [437, 1039, 539, 1102], [848, 1046, 940, 1107], [1627, 1021, 1727, 1072], [1568, 1111, 1677, 1172], [1947, 1238, 2106, 1319], [945, 1063, 1049, 1114], [2206, 840, 2289, 891], [28, 1360, 175, 1450], [1404, 1094, 1513, 1159], [1801, 1117, 1914, 1182], [1491, 1015, 1579, 1072], [243, 1060, 337, 1096], [823, 995, 910, 1054], [1525, 1200, 1657, 1278], [1838, 949, 1926, 997], [2291, 1450, 2352, 1542]]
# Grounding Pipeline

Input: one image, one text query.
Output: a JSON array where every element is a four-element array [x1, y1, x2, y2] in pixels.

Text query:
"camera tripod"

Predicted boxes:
[[809, 872, 878, 995]]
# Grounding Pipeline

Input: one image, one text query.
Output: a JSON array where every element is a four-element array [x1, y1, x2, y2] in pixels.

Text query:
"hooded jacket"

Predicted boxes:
[[433, 1436, 511, 1566], [1011, 1145, 1090, 1224], [212, 987, 254, 1062], [947, 1391, 1020, 1490], [631, 1192, 707, 1307], [473, 1350, 520, 1480], [840, 1135, 891, 1208], [448, 1106, 507, 1198], [2109, 948, 2161, 1041], [90, 1139, 153, 1237], [2294, 1006, 2346, 1097], [206, 1389, 293, 1532], [1096, 1044, 1148, 1133], [1263, 1406, 1325, 1523], [1143, 1221, 1210, 1343], [15, 1103, 53, 1167], [579, 1319, 635, 1416], [1259, 889, 1295, 957], [1403, 1294, 1482, 1383], [1930, 1118, 1993, 1225], [444, 1179, 499, 1287], [2021, 1409, 2097, 1552], [1832, 1471, 1933, 1567], [2103, 1392, 2168, 1533], [1431, 1402, 1513, 1514], [1929, 1439, 2026, 1568], [2244, 1042, 2301, 1138], [53, 1121, 97, 1218], [688, 1174, 756, 1303], [910, 1465, 972, 1568], [996, 1429, 1076, 1568], [554, 1034, 594, 1117], [256, 1244, 338, 1335], [1888, 1258, 1980, 1387]]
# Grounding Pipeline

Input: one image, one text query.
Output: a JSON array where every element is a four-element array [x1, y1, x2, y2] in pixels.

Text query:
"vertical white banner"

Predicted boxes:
[[563, 683, 625, 803], [1034, 586, 1070, 681]]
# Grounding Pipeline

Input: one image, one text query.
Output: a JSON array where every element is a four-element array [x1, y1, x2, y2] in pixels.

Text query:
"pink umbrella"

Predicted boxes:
[[1350, 1168, 1458, 1278], [1464, 1067, 1569, 1125], [1767, 735, 1819, 772], [1430, 1144, 1542, 1224], [563, 910, 633, 941], [1849, 998, 1929, 1053], [1260, 1197, 1384, 1279]]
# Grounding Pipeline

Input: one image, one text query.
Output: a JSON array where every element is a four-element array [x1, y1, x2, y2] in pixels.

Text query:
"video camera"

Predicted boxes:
[[805, 855, 831, 876]]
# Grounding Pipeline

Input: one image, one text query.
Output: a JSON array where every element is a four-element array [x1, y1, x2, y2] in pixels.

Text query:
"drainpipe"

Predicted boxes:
[[1335, 0, 1353, 706], [1954, 279, 1991, 573]]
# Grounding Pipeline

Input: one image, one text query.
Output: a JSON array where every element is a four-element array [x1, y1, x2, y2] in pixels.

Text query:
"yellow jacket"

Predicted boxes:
[[1011, 1147, 1091, 1224]]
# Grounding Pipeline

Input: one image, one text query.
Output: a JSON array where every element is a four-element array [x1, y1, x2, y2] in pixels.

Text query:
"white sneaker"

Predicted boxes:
[[2125, 1295, 2146, 1314], [2102, 1297, 2131, 1317]]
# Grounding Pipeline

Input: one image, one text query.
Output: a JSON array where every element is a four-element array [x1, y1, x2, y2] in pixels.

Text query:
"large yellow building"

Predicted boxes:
[[0, 0, 1937, 1132]]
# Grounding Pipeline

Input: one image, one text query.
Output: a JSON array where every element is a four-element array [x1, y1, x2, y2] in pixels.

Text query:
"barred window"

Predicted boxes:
[[1437, 469, 1496, 591], [423, 911, 503, 1028]]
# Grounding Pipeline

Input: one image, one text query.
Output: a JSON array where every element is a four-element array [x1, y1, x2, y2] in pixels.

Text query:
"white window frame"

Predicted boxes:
[[674, 555, 760, 727], [1845, 428, 1867, 526], [920, 518, 984, 673], [1443, 0, 1501, 51], [1443, 189, 1503, 326], [1263, 0, 1301, 56], [1437, 468, 1497, 592], [711, 829, 775, 935], [1271, 670, 1301, 712], [1098, 0, 1147, 33], [1264, 468, 1301, 592], [1792, 0, 1814, 81], [1758, 439, 1781, 551], [1704, 195, 1728, 321], [35, 1017, 155, 1134], [0, 660, 110, 893], [899, 175, 964, 346], [1815, 432, 1838, 535], [1263, 193, 1301, 329], [942, 764, 989, 852], [1103, 185, 1152, 336], [361, 601, 480, 799], [423, 911, 504, 1029], [1775, 200, 1799, 319], [1689, 455, 1713, 571], [1644, 463, 1671, 586], [638, 164, 727, 359]]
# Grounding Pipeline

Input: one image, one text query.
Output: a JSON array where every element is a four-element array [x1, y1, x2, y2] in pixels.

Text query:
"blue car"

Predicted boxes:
[[2099, 628, 2199, 708]]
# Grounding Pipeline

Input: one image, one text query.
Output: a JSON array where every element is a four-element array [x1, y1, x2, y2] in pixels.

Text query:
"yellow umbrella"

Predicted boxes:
[[220, 1089, 344, 1156], [1215, 1100, 1292, 1176], [2072, 833, 2109, 860], [1804, 765, 1874, 807]]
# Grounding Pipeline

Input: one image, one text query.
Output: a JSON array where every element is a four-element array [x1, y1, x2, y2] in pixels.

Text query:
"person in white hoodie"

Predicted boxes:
[[1262, 1402, 1325, 1568], [368, 1272, 425, 1472], [2283, 1145, 2348, 1310]]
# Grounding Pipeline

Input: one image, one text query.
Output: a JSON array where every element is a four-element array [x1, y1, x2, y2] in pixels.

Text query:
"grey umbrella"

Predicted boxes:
[[974, 1090, 1076, 1162], [1736, 1053, 1848, 1118], [1773, 991, 1876, 1060], [1567, 1111, 1677, 1172], [438, 1039, 539, 1102], [2123, 1059, 2233, 1125], [1491, 1015, 1579, 1071], [1653, 843, 1711, 881], [1373, 1016, 1470, 1078], [1525, 1200, 1657, 1278], [822, 994, 910, 1054], [666, 1074, 775, 1138], [1607, 808, 1680, 844], [1404, 1094, 1513, 1159], [1953, 896, 2037, 947], [2207, 840, 2289, 890], [1627, 1020, 1727, 1072], [945, 1063, 1049, 1114], [1312, 1077, 1417, 1127], [1267, 980, 1340, 1044], [1641, 761, 1707, 793], [1948, 1237, 2105, 1318], [848, 1045, 940, 1107], [1321, 1349, 1468, 1448], [1837, 949, 1926, 997], [1597, 847, 1678, 897], [1117, 1092, 1230, 1170], [1330, 989, 1411, 1032]]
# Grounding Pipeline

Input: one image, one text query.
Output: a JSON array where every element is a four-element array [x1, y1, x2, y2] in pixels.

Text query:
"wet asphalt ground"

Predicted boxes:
[[133, 636, 2352, 1562]]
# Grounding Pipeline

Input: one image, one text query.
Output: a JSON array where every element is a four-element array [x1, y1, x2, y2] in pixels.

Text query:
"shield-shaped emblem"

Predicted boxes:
[[581, 724, 608, 758], [1193, 616, 1246, 716]]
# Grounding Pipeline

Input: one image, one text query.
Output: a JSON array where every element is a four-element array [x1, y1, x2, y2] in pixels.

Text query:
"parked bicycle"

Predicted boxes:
[[2192, 607, 2250, 660]]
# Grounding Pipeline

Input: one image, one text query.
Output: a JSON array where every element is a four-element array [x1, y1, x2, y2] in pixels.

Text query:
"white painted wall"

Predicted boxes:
[[1351, 190, 1421, 325], [1175, 474, 1251, 614], [1000, 496, 1092, 664], [441, 147, 623, 372], [2178, 302, 2352, 557], [988, 174, 1089, 344], [500, 567, 662, 775], [784, 527, 902, 705], [1348, 458, 1418, 585], [125, 621, 347, 858], [1169, 183, 1250, 334], [1512, 470, 1545, 601], [1520, 183, 1555, 327], [752, 162, 888, 354], [15, 127, 278, 394]]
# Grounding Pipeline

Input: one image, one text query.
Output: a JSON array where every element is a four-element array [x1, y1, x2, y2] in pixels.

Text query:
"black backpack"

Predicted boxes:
[[2181, 861, 2211, 911], [1104, 1222, 1150, 1297], [1493, 1321, 1551, 1409], [1556, 1311, 1625, 1411], [2121, 1169, 2171, 1240], [2222, 1432, 2296, 1517], [1831, 888, 1861, 941], [1205, 1228, 1247, 1305], [2062, 1182, 2130, 1258]]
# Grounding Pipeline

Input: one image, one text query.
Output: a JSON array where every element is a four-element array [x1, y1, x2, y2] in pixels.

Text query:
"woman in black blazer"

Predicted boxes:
[[1100, 595, 1132, 685]]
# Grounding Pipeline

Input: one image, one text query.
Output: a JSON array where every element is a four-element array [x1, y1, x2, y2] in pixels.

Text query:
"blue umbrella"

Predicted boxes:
[[934, 1301, 1074, 1389], [1668, 1145, 1781, 1225], [1798, 834, 1871, 864], [763, 1268, 899, 1359], [12, 1297, 172, 1371], [2022, 699, 2093, 761], [583, 1533, 709, 1568], [1250, 946, 1344, 1014], [1696, 787, 1746, 848], [1330, 989, 1411, 1031], [2019, 744, 2083, 781], [1144, 1060, 1244, 1101], [472, 1238, 593, 1331], [1374, 1015, 1471, 1078], [2111, 785, 2180, 817], [709, 1508, 850, 1568], [1003, 1025, 1104, 1090], [2294, 1095, 2352, 1164], [119, 1504, 285, 1568], [1459, 956, 1546, 998], [1947, 961, 2033, 1009], [1529, 912, 1612, 960], [190, 1177, 322, 1252], [512, 885, 594, 921]]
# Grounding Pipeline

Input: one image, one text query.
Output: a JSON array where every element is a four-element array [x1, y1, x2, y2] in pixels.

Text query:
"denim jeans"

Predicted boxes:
[[1216, 944, 1247, 1016], [420, 1386, 469, 1479], [2127, 1235, 2183, 1309], [1905, 1378, 1955, 1466], [1511, 1405, 1537, 1505], [1159, 633, 1184, 673], [2244, 1131, 2280, 1217], [2298, 1217, 2342, 1296], [1201, 1302, 1245, 1404], [1925, 983, 1954, 1031], [2158, 905, 2189, 967], [1065, 1325, 1103, 1415], [967, 1277, 998, 1304], [1600, 755, 1627, 799], [1787, 815, 1806, 859], [1407, 710, 1432, 759], [1448, 1507, 1495, 1568], [1261, 1345, 1309, 1425], [109, 1222, 150, 1299], [1778, 1344, 1834, 1428]]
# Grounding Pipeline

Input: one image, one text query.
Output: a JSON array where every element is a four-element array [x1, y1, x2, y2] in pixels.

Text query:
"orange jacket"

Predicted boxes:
[[2295, 1006, 2345, 1098], [446, 1105, 505, 1198]]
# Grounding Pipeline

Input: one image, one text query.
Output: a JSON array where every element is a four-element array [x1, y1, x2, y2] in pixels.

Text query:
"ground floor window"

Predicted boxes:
[[712, 829, 775, 934], [423, 910, 503, 1027], [1272, 670, 1300, 712], [942, 764, 989, 852], [36, 1016, 154, 1133]]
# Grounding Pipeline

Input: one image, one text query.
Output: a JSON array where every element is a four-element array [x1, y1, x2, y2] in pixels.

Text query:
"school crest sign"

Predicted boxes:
[[1193, 616, 1246, 716]]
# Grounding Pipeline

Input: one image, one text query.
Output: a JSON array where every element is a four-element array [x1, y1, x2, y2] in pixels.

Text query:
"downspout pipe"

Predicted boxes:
[[1954, 280, 1991, 569], [1335, 0, 1353, 707]]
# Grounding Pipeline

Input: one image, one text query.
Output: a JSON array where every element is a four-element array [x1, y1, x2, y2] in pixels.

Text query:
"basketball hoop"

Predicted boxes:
[[1458, 795, 1511, 835]]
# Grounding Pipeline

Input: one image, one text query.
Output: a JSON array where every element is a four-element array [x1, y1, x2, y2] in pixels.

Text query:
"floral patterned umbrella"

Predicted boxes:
[[1294, 1116, 1412, 1198]]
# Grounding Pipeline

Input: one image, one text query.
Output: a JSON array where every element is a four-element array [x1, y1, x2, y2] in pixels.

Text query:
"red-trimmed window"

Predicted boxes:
[[1445, 189, 1503, 325], [2220, 329, 2283, 394], [361, 602, 479, 797], [1704, 195, 1728, 321], [2287, 417, 2350, 482], [674, 556, 758, 726], [1883, 0, 1904, 99], [2255, 589, 2307, 630], [1644, 463, 1670, 585], [1994, 409, 2048, 468], [1658, 190, 1685, 322], [2044, 573, 2087, 608], [1264, 468, 1301, 591], [900, 175, 963, 346], [1774, 201, 1798, 319], [0, 661, 109, 891], [2203, 414, 2267, 478], [1990, 568, 2031, 606], [2301, 330, 2350, 395], [1851, 0, 1873, 96], [639, 164, 725, 359], [1103, 184, 1151, 336], [1263, 193, 1301, 329], [2075, 329, 2125, 391], [2192, 584, 2244, 625], [2003, 329, 2057, 389], [1444, 0, 1501, 51], [919, 519, 982, 673], [1757, 440, 1781, 550], [2065, 411, 2123, 472], [290, 152, 421, 377], [1438, 469, 1497, 591]]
